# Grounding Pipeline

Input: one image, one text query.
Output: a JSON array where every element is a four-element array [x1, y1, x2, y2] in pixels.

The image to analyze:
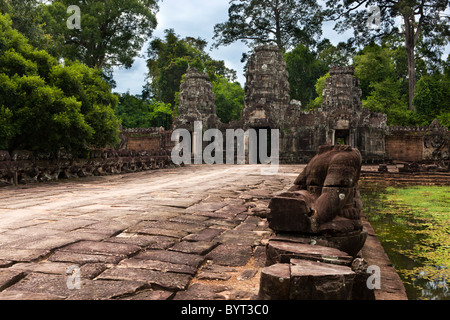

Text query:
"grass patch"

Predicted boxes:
[[361, 184, 450, 299]]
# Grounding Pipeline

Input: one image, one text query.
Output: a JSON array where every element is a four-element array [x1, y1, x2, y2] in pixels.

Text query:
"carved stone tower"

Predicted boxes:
[[242, 45, 291, 129], [173, 67, 221, 131], [322, 66, 363, 113]]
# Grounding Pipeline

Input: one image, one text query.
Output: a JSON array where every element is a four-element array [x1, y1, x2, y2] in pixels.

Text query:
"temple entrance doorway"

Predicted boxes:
[[334, 129, 350, 145]]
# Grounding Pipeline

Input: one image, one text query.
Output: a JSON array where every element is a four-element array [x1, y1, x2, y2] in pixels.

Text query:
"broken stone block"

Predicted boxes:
[[289, 259, 355, 300], [258, 263, 290, 300], [266, 239, 353, 267], [267, 193, 313, 233]]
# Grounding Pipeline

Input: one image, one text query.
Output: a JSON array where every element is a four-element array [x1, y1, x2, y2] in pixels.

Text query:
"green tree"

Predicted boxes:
[[363, 78, 416, 126], [414, 73, 450, 125], [352, 43, 415, 125], [0, 12, 120, 155], [284, 44, 328, 107], [213, 0, 323, 51], [0, 0, 55, 54], [306, 72, 330, 110], [212, 76, 245, 124], [145, 29, 237, 107], [325, 0, 449, 111], [354, 44, 399, 100], [115, 92, 172, 129], [316, 39, 356, 67], [41, 0, 159, 74]]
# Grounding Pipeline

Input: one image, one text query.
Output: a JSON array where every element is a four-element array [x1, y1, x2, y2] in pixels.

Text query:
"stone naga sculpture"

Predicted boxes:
[[268, 145, 364, 235]]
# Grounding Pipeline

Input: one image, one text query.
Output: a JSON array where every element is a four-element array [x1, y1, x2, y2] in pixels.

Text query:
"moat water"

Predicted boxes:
[[360, 183, 449, 300]]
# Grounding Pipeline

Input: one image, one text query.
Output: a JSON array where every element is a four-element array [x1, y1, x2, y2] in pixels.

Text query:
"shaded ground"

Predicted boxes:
[[0, 164, 302, 300]]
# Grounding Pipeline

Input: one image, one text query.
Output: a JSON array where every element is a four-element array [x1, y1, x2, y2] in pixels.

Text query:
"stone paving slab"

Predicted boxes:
[[0, 290, 65, 300], [0, 249, 50, 262], [135, 250, 205, 268], [183, 228, 224, 242], [169, 240, 218, 255], [104, 234, 176, 248], [59, 240, 141, 257], [207, 243, 253, 267], [0, 164, 305, 300], [0, 270, 25, 291], [48, 251, 126, 264], [3, 273, 145, 300], [97, 267, 192, 291], [120, 289, 174, 300], [117, 258, 197, 275]]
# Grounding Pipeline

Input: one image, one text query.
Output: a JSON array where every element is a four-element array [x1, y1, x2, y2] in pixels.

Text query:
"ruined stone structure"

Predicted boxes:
[[173, 44, 449, 165], [385, 119, 450, 162], [259, 145, 373, 300], [119, 127, 173, 153], [282, 65, 387, 163], [0, 149, 173, 186], [173, 67, 222, 132], [4, 46, 446, 187], [241, 45, 298, 130]]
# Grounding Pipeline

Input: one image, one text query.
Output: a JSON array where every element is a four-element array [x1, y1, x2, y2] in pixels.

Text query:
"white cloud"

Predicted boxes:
[[113, 0, 450, 95], [113, 0, 249, 95]]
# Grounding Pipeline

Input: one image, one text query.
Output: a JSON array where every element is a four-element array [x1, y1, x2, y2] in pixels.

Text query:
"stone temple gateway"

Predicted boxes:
[[173, 44, 449, 165]]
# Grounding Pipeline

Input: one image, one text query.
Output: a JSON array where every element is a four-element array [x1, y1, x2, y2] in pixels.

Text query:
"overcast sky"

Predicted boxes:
[[111, 0, 448, 95], [112, 0, 352, 95]]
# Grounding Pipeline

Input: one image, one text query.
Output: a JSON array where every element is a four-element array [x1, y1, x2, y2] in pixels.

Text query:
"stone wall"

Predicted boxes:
[[119, 127, 173, 153], [0, 149, 174, 187], [385, 120, 450, 162], [385, 133, 424, 162]]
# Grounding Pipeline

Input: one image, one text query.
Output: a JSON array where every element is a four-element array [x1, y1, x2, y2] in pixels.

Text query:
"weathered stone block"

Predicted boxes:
[[169, 241, 218, 255], [289, 259, 355, 300], [118, 258, 197, 275], [258, 263, 290, 300], [267, 194, 313, 233], [266, 239, 353, 267], [0, 270, 25, 291]]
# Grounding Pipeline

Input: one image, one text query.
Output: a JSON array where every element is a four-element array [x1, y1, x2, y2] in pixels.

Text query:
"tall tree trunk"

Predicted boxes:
[[406, 44, 416, 112], [273, 2, 282, 49], [404, 15, 417, 112]]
